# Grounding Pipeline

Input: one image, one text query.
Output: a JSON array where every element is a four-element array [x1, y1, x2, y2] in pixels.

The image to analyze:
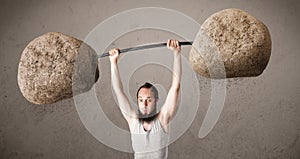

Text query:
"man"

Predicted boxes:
[[109, 39, 181, 159]]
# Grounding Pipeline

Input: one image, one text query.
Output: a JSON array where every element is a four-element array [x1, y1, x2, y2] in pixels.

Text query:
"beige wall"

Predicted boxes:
[[0, 0, 299, 158]]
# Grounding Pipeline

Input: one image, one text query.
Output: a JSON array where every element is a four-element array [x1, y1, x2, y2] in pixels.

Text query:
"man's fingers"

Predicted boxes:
[[109, 48, 119, 56], [109, 50, 113, 56], [166, 39, 181, 52], [167, 39, 176, 48], [176, 40, 179, 47]]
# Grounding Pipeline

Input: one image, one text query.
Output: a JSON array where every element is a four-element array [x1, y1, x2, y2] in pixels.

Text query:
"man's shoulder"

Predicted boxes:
[[128, 117, 139, 132]]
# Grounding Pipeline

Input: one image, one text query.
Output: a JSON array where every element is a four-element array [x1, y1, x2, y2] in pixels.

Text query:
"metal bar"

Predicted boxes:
[[99, 41, 193, 58]]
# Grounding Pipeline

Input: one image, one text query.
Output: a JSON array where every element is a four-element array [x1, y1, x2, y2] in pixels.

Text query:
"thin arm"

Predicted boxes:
[[160, 40, 182, 124], [109, 49, 137, 126]]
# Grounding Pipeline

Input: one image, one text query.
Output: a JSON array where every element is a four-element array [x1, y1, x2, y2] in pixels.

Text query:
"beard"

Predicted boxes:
[[138, 107, 158, 123]]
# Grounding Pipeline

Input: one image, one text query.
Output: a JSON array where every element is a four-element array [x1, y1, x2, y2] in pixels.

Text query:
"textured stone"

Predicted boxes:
[[18, 32, 99, 104], [189, 8, 271, 78]]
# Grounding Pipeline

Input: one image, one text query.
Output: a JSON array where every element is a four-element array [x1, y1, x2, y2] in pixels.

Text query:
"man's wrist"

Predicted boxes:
[[174, 50, 180, 55], [110, 60, 118, 65]]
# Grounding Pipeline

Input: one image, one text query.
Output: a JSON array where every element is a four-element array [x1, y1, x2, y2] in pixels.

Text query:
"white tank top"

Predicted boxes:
[[131, 118, 170, 159]]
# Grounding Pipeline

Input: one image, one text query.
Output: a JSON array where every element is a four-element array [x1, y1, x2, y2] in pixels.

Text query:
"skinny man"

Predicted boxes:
[[109, 39, 181, 159]]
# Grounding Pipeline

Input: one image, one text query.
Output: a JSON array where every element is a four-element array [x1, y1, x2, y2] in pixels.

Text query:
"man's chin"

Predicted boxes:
[[139, 113, 150, 118], [138, 108, 157, 119], [138, 111, 157, 121]]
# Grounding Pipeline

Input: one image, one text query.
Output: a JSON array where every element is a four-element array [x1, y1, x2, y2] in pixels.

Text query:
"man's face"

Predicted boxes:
[[137, 88, 157, 117]]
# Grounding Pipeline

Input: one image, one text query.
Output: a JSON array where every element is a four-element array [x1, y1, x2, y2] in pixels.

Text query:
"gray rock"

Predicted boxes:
[[18, 32, 99, 104], [189, 8, 271, 78]]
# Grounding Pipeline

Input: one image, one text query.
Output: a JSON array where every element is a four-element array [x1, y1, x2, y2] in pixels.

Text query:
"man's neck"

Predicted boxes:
[[142, 120, 154, 132]]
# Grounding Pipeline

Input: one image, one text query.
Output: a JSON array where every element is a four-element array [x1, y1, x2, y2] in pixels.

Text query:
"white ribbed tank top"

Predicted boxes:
[[131, 118, 170, 159]]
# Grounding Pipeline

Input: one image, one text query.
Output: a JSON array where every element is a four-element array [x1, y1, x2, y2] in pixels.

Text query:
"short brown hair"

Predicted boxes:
[[136, 82, 158, 99]]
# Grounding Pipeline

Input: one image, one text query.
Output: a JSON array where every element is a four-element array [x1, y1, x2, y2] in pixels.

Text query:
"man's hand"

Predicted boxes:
[[167, 39, 181, 53], [109, 48, 120, 64]]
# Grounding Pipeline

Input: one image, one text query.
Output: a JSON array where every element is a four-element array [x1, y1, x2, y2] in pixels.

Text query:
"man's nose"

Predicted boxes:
[[144, 100, 148, 106]]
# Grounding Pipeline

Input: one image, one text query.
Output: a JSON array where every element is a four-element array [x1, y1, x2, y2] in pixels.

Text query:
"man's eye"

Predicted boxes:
[[139, 99, 143, 102], [147, 99, 152, 102]]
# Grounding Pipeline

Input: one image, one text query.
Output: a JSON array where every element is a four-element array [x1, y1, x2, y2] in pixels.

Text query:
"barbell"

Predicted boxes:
[[18, 8, 271, 104]]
